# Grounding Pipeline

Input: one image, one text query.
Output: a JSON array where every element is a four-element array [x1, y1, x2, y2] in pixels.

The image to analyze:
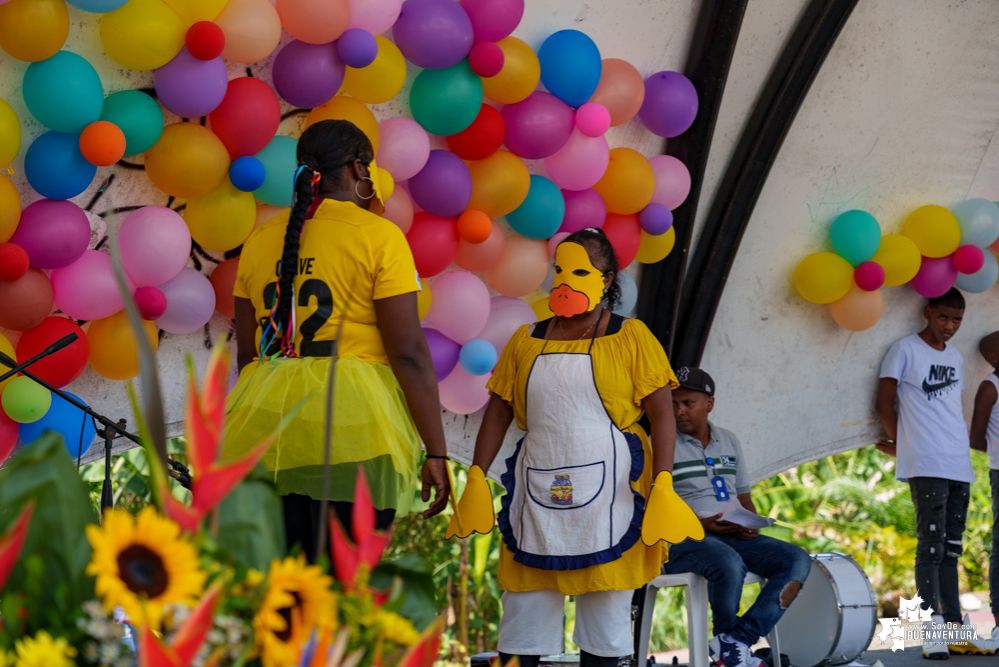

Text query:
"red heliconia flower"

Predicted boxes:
[[0, 500, 34, 592], [396, 618, 445, 667], [329, 467, 392, 587], [138, 581, 223, 667]]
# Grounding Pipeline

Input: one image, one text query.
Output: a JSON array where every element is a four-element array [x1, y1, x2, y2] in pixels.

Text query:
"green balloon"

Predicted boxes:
[[410, 60, 483, 137], [100, 90, 164, 156], [830, 209, 881, 267], [1, 376, 52, 424], [254, 136, 299, 208]]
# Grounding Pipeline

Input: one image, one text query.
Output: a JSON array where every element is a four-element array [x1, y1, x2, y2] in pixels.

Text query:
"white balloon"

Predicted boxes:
[[955, 250, 999, 293], [612, 270, 638, 316]]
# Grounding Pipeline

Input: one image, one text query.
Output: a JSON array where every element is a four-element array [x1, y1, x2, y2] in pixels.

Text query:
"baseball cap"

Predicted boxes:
[[675, 366, 714, 397]]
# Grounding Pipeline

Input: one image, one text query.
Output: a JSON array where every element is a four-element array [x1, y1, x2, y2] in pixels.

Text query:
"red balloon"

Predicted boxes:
[[468, 41, 504, 77], [406, 212, 459, 277], [209, 257, 240, 320], [0, 268, 53, 331], [0, 404, 16, 464], [603, 212, 641, 267], [447, 104, 506, 161], [15, 317, 89, 388], [186, 21, 226, 61], [208, 78, 281, 159], [0, 243, 29, 281]]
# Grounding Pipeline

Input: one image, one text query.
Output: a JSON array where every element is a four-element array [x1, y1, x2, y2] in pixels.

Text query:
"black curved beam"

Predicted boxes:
[[671, 0, 859, 366], [637, 0, 749, 358]]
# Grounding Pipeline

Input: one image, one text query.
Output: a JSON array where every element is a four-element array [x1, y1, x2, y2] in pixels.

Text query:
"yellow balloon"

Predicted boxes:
[[417, 278, 432, 320], [0, 0, 69, 62], [871, 234, 921, 286], [531, 296, 553, 321], [0, 174, 21, 244], [635, 227, 676, 264], [593, 148, 655, 215], [830, 283, 883, 332], [306, 96, 380, 152], [88, 311, 159, 381], [0, 98, 21, 168], [101, 0, 187, 71], [185, 178, 256, 251], [164, 0, 228, 24], [377, 167, 395, 201], [793, 252, 855, 304], [482, 36, 540, 105], [0, 333, 16, 395], [902, 205, 961, 258], [467, 150, 530, 218], [344, 37, 406, 105], [145, 123, 231, 199]]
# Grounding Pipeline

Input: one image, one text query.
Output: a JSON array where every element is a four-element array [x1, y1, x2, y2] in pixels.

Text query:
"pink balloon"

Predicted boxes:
[[428, 270, 490, 343], [10, 199, 91, 270], [155, 267, 217, 334], [547, 232, 569, 257], [438, 364, 490, 414], [383, 186, 414, 233], [468, 41, 504, 77], [501, 91, 574, 160], [119, 206, 192, 288], [346, 0, 402, 35], [478, 295, 535, 354], [51, 250, 133, 321], [649, 155, 691, 210], [575, 102, 610, 137], [455, 218, 505, 271], [911, 256, 957, 298], [376, 117, 431, 182], [854, 261, 885, 291], [953, 245, 985, 274], [135, 286, 168, 320], [544, 128, 609, 192], [559, 188, 606, 234], [459, 0, 523, 43]]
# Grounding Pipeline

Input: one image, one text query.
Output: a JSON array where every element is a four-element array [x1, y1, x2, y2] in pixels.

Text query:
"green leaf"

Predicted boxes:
[[371, 554, 437, 631], [216, 466, 286, 571]]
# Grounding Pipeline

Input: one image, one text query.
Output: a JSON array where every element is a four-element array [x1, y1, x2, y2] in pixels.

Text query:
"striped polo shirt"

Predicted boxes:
[[672, 421, 752, 515]]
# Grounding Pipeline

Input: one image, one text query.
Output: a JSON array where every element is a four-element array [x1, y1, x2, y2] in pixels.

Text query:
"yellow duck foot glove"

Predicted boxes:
[[445, 464, 496, 539], [641, 470, 705, 546]]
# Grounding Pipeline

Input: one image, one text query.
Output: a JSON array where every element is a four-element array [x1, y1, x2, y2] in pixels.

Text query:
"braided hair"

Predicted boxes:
[[263, 120, 374, 357], [562, 228, 622, 311]]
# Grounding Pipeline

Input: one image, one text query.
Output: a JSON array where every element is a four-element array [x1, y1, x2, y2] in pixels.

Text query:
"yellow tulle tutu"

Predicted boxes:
[[222, 354, 421, 513]]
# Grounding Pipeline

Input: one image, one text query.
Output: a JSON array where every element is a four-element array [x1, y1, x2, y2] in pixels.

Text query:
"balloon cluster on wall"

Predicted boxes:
[[793, 199, 999, 331], [0, 0, 697, 443]]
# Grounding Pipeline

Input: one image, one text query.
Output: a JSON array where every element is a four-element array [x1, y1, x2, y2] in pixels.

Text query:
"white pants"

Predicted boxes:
[[497, 589, 634, 658]]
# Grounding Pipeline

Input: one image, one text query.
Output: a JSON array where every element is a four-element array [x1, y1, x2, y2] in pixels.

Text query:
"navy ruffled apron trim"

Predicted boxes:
[[497, 431, 646, 571]]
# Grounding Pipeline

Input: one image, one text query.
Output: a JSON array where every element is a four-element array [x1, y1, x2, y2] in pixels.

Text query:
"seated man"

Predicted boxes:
[[665, 367, 811, 667]]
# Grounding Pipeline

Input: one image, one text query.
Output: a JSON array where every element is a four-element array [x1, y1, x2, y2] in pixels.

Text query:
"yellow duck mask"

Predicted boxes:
[[550, 242, 606, 318]]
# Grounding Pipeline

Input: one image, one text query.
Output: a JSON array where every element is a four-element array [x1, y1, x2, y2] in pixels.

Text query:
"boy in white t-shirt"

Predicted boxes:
[[969, 331, 999, 646], [875, 288, 983, 658]]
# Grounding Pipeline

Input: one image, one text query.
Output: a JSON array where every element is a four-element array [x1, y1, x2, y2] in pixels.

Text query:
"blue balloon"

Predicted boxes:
[[830, 209, 881, 267], [459, 338, 498, 376], [505, 175, 564, 239], [955, 249, 999, 293], [66, 0, 128, 10], [19, 391, 96, 459], [24, 131, 97, 200], [538, 30, 602, 109], [953, 198, 999, 248], [23, 51, 104, 134], [230, 156, 267, 192], [254, 136, 298, 207]]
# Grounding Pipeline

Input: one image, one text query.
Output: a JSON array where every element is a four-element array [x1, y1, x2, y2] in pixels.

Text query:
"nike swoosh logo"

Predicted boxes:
[[922, 378, 957, 394]]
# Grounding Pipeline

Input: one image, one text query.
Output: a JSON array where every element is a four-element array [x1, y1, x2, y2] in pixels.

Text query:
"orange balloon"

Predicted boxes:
[[255, 203, 289, 230], [829, 283, 883, 332], [209, 257, 240, 320], [305, 96, 380, 152], [216, 0, 282, 63], [486, 234, 549, 297], [275, 0, 349, 44], [455, 219, 505, 271], [0, 174, 21, 243], [593, 147, 655, 215], [482, 36, 540, 105], [467, 150, 530, 218], [0, 0, 69, 62], [0, 268, 53, 331], [80, 121, 127, 167], [589, 58, 646, 127], [87, 310, 158, 381], [145, 123, 231, 199], [383, 186, 414, 234], [457, 210, 491, 244]]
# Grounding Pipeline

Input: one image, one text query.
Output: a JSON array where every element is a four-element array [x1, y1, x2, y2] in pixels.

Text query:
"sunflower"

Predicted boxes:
[[85, 506, 206, 628], [361, 608, 421, 647], [0, 649, 12, 667], [253, 555, 336, 667], [12, 631, 77, 667]]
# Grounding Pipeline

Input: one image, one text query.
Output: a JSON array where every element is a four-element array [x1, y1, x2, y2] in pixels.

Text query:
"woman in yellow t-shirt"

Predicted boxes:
[[223, 120, 450, 559]]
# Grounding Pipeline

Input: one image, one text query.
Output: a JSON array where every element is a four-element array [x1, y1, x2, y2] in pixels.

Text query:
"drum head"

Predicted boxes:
[[773, 560, 840, 667]]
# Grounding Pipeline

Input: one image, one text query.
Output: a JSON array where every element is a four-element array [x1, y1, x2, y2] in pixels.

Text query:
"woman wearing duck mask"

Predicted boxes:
[[448, 228, 703, 666]]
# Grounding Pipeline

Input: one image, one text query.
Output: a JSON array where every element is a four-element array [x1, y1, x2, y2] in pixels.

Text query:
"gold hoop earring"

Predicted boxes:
[[355, 178, 375, 200]]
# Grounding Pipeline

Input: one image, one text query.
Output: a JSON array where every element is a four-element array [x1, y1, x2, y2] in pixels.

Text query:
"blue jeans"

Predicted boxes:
[[664, 534, 811, 647]]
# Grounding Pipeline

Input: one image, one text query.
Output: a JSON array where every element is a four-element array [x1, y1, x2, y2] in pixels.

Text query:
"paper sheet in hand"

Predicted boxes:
[[696, 499, 775, 529]]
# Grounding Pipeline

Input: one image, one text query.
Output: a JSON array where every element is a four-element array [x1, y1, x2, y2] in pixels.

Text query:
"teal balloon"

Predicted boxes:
[[410, 60, 483, 136], [505, 175, 564, 239], [830, 209, 880, 267], [953, 198, 999, 249], [23, 51, 104, 134], [254, 136, 299, 207], [955, 249, 999, 293], [99, 90, 164, 156]]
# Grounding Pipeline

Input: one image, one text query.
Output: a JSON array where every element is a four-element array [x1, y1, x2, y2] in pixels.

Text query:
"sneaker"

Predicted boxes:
[[923, 615, 949, 660], [946, 614, 996, 655], [709, 634, 752, 667]]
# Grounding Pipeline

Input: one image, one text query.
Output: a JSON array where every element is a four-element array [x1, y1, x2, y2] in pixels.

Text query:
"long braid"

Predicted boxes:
[[271, 168, 319, 356]]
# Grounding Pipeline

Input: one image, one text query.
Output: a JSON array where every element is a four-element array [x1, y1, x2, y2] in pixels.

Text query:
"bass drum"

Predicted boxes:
[[773, 553, 877, 667]]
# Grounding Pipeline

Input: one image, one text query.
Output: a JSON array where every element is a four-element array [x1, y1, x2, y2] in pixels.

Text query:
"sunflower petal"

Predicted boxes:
[[191, 438, 271, 516], [329, 511, 359, 585], [138, 625, 180, 667], [0, 501, 34, 592], [173, 581, 222, 666], [395, 618, 444, 667]]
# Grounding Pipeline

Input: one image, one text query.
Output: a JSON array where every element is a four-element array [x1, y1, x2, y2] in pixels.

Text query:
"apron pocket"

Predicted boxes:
[[526, 462, 605, 510]]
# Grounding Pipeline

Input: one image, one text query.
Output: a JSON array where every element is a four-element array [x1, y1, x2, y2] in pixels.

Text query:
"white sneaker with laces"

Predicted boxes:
[[947, 613, 996, 655], [922, 614, 949, 660]]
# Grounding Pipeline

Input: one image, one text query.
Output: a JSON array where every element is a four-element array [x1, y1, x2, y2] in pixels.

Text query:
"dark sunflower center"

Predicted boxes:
[[275, 592, 303, 643], [117, 544, 169, 598]]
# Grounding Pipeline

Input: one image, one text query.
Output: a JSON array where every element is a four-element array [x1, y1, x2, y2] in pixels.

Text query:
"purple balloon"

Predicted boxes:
[[272, 40, 345, 109], [423, 327, 461, 380], [393, 0, 474, 70], [154, 47, 228, 118], [559, 188, 606, 234], [639, 71, 698, 138], [155, 267, 216, 334], [10, 199, 90, 269], [639, 202, 673, 236], [501, 91, 574, 160], [338, 28, 378, 68], [911, 256, 957, 298], [459, 0, 524, 43], [408, 150, 472, 217]]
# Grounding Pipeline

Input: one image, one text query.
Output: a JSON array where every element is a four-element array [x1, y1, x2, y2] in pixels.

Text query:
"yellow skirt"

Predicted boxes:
[[222, 354, 421, 513]]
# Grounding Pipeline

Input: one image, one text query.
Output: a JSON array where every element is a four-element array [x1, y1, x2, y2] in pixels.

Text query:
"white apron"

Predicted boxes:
[[498, 317, 644, 571]]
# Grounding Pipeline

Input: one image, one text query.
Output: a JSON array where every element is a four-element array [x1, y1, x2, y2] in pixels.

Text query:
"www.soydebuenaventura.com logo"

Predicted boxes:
[[876, 595, 981, 652]]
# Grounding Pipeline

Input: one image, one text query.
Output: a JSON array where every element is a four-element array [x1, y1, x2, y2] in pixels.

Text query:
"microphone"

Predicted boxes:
[[0, 333, 79, 382]]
